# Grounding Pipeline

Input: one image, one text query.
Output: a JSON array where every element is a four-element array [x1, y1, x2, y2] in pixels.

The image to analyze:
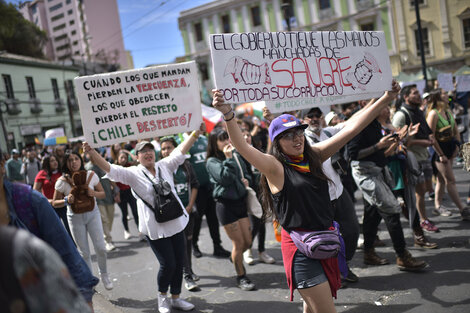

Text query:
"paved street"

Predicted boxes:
[[93, 163, 470, 313]]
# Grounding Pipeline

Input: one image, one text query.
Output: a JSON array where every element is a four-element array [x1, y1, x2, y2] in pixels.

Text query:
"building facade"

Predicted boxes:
[[19, 0, 131, 71], [178, 0, 470, 87], [0, 53, 82, 151]]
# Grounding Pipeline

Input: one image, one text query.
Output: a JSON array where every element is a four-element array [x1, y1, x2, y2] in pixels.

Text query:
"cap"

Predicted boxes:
[[422, 92, 430, 100], [135, 141, 155, 153], [11, 149, 19, 155], [268, 114, 308, 142], [324, 111, 337, 126]]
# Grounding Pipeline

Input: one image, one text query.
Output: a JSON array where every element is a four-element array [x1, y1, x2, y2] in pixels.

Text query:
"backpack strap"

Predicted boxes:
[[323, 130, 332, 138], [399, 108, 412, 126]]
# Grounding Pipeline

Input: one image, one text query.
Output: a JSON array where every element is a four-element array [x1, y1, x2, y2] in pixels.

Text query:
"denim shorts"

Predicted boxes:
[[417, 159, 433, 184], [293, 250, 327, 289]]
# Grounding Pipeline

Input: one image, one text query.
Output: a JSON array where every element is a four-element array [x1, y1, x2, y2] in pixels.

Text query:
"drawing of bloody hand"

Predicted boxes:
[[346, 52, 382, 91], [224, 56, 272, 85]]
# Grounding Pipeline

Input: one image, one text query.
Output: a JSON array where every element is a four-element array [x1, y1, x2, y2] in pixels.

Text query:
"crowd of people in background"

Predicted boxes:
[[1, 84, 469, 313]]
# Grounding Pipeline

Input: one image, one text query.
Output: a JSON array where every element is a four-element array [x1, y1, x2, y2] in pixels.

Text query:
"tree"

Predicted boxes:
[[0, 0, 48, 58]]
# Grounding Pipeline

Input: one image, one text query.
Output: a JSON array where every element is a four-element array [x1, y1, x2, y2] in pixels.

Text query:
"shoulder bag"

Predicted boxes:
[[233, 154, 263, 219]]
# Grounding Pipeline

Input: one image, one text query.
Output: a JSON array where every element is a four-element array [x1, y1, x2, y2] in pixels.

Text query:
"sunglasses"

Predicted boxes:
[[280, 128, 304, 141]]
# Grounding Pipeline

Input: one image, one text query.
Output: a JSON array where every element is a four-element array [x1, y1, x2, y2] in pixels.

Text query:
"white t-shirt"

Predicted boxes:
[[55, 170, 100, 214]]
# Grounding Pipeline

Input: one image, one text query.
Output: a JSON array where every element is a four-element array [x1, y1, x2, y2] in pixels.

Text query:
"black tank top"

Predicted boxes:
[[272, 164, 333, 232]]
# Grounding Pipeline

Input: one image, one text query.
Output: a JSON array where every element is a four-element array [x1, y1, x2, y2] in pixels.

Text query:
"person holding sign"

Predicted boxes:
[[211, 81, 400, 313], [83, 123, 205, 313]]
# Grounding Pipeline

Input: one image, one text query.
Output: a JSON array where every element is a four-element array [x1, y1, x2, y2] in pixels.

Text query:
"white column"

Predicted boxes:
[[242, 5, 250, 32], [185, 22, 195, 54], [333, 0, 341, 17], [394, 0, 407, 53], [294, 0, 304, 28], [212, 14, 220, 34], [439, 0, 451, 57], [230, 9, 239, 33], [386, 0, 397, 53], [308, 0, 318, 25], [273, 0, 283, 31], [261, 0, 270, 31], [202, 17, 209, 46]]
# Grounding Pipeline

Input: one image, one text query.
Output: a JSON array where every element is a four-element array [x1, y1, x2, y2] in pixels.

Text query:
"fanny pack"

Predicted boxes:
[[289, 221, 341, 259]]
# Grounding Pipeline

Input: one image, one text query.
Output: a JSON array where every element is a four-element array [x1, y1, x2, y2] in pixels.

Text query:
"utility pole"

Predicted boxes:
[[414, 0, 428, 87]]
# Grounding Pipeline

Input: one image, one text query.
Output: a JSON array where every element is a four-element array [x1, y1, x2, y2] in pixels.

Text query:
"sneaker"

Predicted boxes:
[[461, 207, 470, 221], [193, 245, 202, 258], [124, 230, 132, 240], [344, 267, 359, 283], [428, 191, 435, 201], [101, 273, 114, 290], [243, 249, 255, 265], [170, 298, 195, 311], [396, 250, 428, 272], [237, 276, 256, 291], [184, 276, 199, 291], [259, 251, 275, 264], [420, 219, 439, 233], [414, 235, 438, 249], [213, 245, 231, 258], [105, 242, 116, 251], [158, 294, 170, 313], [191, 272, 200, 282], [433, 205, 452, 217], [364, 248, 389, 265]]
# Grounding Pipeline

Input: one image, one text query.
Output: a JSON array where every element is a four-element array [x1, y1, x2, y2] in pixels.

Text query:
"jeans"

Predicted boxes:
[[147, 231, 185, 295], [98, 203, 115, 243], [117, 189, 139, 231], [363, 199, 406, 256], [192, 184, 222, 248], [333, 191, 360, 261], [68, 207, 108, 274]]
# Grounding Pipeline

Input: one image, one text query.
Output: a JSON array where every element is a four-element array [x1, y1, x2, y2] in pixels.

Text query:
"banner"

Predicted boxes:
[[74, 61, 202, 147], [210, 31, 392, 113], [437, 73, 453, 92]]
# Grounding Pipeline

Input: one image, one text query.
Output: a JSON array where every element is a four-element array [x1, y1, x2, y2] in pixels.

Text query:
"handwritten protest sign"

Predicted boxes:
[[209, 31, 392, 113], [74, 62, 201, 147]]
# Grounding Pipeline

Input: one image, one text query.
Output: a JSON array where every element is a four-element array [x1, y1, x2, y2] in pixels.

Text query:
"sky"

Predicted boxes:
[[116, 0, 212, 68], [8, 0, 212, 68]]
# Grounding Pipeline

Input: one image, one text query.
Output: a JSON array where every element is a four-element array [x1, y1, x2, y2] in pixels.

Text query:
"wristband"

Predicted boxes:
[[64, 196, 68, 206], [191, 131, 198, 139], [224, 111, 235, 122]]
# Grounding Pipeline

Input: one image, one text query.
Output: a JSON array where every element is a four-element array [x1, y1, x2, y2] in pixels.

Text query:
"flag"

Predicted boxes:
[[235, 101, 266, 118], [201, 104, 223, 133], [44, 127, 68, 146]]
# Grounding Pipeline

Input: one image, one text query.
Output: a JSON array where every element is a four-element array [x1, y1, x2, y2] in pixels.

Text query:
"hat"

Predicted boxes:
[[422, 92, 430, 100], [135, 141, 155, 153], [306, 107, 323, 117], [11, 149, 19, 155], [324, 111, 337, 126], [269, 114, 308, 142]]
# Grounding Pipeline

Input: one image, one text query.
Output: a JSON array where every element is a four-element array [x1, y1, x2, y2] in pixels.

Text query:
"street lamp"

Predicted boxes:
[[281, 2, 292, 31], [414, 1, 428, 88]]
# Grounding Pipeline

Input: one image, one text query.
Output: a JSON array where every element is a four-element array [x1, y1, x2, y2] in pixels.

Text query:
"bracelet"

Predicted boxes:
[[223, 109, 233, 116], [191, 131, 198, 139], [224, 111, 235, 122], [64, 196, 68, 206]]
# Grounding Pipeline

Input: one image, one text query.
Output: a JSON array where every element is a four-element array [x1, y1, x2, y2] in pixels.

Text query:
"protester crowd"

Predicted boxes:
[[1, 83, 469, 313]]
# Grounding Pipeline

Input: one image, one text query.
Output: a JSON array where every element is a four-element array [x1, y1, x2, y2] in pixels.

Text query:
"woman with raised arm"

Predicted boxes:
[[212, 81, 400, 313], [83, 123, 205, 313]]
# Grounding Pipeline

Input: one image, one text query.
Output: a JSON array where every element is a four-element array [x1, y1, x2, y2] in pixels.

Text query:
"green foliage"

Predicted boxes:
[[0, 0, 48, 58]]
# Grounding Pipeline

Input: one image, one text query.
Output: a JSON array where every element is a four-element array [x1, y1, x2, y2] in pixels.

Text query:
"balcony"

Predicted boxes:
[[29, 98, 42, 114], [54, 98, 66, 113], [356, 0, 374, 11], [5, 98, 21, 115], [319, 8, 334, 20]]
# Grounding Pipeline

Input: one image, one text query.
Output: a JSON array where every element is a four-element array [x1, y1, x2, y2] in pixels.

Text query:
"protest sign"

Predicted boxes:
[[456, 75, 470, 92], [437, 73, 453, 92], [209, 31, 392, 113], [44, 127, 67, 146], [74, 62, 201, 148]]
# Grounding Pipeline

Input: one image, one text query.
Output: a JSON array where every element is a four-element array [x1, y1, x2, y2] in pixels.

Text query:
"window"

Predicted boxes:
[[69, 20, 75, 25], [51, 78, 60, 99], [71, 30, 77, 35], [64, 79, 77, 108], [51, 13, 64, 22], [463, 18, 470, 49], [410, 0, 424, 7], [56, 43, 70, 51], [49, 3, 63, 12], [31, 4, 37, 14], [360, 23, 374, 31], [221, 14, 231, 33], [415, 27, 430, 56], [66, 0, 71, 4], [194, 22, 203, 42], [2, 74, 14, 99], [26, 77, 36, 99], [319, 0, 331, 10], [72, 40, 78, 46], [54, 34, 67, 42], [68, 9, 73, 15], [251, 6, 261, 27], [53, 23, 66, 32]]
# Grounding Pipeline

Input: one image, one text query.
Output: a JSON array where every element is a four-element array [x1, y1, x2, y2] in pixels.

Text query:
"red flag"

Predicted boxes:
[[201, 104, 223, 133]]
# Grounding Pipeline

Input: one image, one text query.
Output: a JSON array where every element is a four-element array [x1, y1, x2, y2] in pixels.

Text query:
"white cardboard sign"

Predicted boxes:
[[74, 62, 202, 147], [210, 31, 393, 112]]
